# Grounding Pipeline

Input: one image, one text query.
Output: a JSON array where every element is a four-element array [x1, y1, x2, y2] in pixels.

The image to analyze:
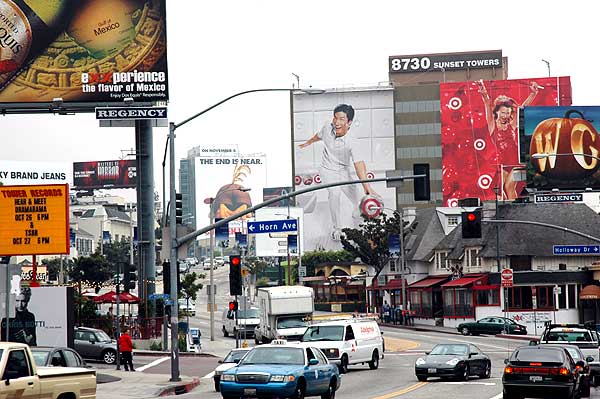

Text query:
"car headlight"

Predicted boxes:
[[221, 374, 235, 381], [326, 348, 339, 357], [270, 375, 295, 382], [446, 358, 460, 366], [416, 358, 426, 366]]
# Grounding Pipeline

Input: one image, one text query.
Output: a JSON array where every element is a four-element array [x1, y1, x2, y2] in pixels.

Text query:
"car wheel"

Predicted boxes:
[[222, 326, 229, 337], [417, 376, 427, 382], [255, 336, 260, 345], [292, 380, 306, 399], [461, 327, 470, 336], [320, 380, 336, 399], [338, 355, 349, 374], [102, 349, 117, 365], [479, 361, 491, 379], [368, 350, 379, 370], [461, 364, 470, 381]]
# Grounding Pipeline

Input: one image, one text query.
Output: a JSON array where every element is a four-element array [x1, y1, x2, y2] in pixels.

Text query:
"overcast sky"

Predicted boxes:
[[0, 0, 597, 204]]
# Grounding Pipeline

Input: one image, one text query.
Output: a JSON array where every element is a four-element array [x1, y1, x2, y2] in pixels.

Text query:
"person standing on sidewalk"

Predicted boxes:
[[118, 327, 135, 371], [382, 301, 391, 324]]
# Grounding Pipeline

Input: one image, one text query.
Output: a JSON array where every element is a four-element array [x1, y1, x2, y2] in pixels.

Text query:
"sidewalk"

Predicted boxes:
[[96, 369, 200, 399], [380, 322, 539, 341]]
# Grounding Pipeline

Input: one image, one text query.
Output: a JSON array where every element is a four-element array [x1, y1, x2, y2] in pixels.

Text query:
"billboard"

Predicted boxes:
[[0, 160, 70, 186], [263, 186, 293, 208], [293, 87, 396, 251], [0, 184, 70, 256], [194, 150, 267, 237], [440, 76, 572, 205], [521, 106, 600, 191], [0, 0, 167, 106], [73, 159, 137, 189], [389, 50, 502, 74]]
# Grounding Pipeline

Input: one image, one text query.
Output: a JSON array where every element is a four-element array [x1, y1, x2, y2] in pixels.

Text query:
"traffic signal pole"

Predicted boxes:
[[168, 122, 180, 382]]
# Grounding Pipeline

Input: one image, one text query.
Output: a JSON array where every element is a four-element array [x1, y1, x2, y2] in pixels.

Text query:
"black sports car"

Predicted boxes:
[[415, 343, 491, 381], [457, 316, 527, 336], [503, 345, 585, 399]]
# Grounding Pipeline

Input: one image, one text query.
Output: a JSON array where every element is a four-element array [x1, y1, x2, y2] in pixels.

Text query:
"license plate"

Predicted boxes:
[[428, 368, 437, 373], [529, 376, 543, 382], [244, 388, 257, 396]]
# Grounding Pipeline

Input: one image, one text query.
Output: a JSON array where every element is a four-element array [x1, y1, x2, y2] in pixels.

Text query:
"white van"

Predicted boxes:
[[301, 318, 384, 373], [222, 306, 260, 338]]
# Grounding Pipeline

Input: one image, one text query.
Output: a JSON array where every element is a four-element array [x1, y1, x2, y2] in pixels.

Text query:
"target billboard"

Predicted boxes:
[[440, 76, 571, 206], [292, 87, 396, 251]]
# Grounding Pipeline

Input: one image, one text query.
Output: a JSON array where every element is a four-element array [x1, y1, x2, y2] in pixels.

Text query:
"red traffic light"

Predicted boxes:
[[228, 301, 238, 311], [230, 255, 241, 266], [467, 213, 476, 222]]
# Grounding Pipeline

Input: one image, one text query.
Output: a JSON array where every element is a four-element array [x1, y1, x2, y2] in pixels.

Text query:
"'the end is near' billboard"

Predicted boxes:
[[0, 0, 167, 106], [0, 184, 69, 256], [73, 160, 137, 189], [521, 106, 600, 191]]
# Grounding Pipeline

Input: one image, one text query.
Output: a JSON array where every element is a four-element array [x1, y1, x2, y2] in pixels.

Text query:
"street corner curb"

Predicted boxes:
[[157, 377, 200, 396], [134, 350, 217, 358], [495, 333, 539, 341]]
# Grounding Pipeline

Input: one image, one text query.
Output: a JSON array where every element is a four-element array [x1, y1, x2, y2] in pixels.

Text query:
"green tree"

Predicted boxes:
[[69, 254, 112, 292], [101, 239, 131, 272], [243, 256, 269, 275], [340, 212, 414, 279], [41, 257, 75, 282], [301, 250, 355, 277]]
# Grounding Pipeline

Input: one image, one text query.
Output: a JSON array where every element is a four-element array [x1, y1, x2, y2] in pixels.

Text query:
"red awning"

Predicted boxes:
[[380, 278, 406, 290], [409, 276, 448, 288], [441, 275, 486, 288]]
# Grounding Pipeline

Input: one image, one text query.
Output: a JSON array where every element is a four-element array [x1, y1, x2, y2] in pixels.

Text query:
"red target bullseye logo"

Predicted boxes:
[[294, 176, 302, 185], [474, 139, 486, 151], [360, 195, 383, 218], [478, 174, 493, 189], [314, 174, 321, 183], [447, 198, 459, 207], [366, 172, 374, 179], [448, 97, 462, 110], [304, 177, 313, 185]]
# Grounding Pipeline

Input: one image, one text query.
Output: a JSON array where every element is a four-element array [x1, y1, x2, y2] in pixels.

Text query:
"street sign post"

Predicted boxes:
[[553, 245, 600, 255], [501, 268, 513, 287], [247, 219, 297, 234]]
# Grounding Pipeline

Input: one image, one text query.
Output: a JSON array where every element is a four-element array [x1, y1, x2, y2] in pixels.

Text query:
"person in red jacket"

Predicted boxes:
[[118, 327, 134, 371]]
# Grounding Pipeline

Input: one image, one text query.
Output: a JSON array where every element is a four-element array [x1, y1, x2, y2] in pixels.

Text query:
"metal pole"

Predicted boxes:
[[495, 188, 501, 273], [235, 294, 239, 349], [209, 205, 215, 342], [168, 122, 181, 382], [116, 265, 121, 370], [297, 216, 303, 284], [399, 208, 407, 312], [5, 260, 10, 341]]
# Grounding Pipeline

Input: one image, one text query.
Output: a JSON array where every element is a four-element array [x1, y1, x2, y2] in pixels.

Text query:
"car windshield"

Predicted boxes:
[[277, 316, 307, 329], [95, 331, 112, 342], [546, 331, 592, 342], [430, 344, 468, 356], [241, 347, 304, 365], [302, 326, 344, 342], [237, 309, 259, 319], [31, 350, 50, 366], [514, 348, 563, 362], [223, 350, 249, 363], [564, 347, 582, 360]]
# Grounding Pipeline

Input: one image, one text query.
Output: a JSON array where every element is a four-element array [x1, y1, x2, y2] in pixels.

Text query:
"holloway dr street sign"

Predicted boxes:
[[247, 219, 297, 234], [553, 245, 600, 255]]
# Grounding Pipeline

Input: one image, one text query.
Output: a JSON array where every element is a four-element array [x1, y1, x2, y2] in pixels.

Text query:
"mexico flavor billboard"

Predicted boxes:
[[521, 106, 600, 191], [0, 0, 167, 105], [0, 160, 70, 186], [293, 87, 396, 251], [73, 159, 137, 189], [440, 76, 571, 205], [194, 150, 267, 237]]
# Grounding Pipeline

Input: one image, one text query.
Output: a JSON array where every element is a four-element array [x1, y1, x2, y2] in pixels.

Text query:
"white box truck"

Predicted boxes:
[[255, 286, 314, 344]]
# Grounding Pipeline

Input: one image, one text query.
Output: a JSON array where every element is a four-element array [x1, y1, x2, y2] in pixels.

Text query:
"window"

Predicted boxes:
[[465, 248, 481, 268], [3, 350, 30, 380], [443, 288, 473, 318], [568, 285, 577, 309], [435, 251, 449, 270], [389, 259, 397, 273], [63, 350, 82, 367], [508, 287, 533, 310], [447, 216, 458, 227], [345, 326, 355, 341], [537, 286, 555, 309], [475, 288, 500, 306], [558, 285, 567, 309]]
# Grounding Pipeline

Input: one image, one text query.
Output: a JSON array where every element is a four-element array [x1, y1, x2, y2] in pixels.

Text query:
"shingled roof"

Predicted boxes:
[[433, 202, 600, 259], [405, 207, 446, 262]]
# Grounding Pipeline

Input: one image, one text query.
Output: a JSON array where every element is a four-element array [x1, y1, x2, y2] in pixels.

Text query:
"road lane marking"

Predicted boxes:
[[203, 371, 215, 379], [136, 356, 170, 372], [489, 394, 502, 399], [369, 381, 427, 399], [441, 381, 496, 386]]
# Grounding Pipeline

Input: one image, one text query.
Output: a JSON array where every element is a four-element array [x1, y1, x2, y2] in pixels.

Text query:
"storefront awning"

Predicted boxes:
[[409, 276, 448, 288], [580, 285, 600, 300], [380, 278, 406, 290], [441, 275, 486, 288]]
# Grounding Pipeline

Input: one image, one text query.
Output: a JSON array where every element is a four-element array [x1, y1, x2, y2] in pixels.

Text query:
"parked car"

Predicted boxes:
[[74, 326, 118, 364], [30, 346, 88, 368], [457, 316, 527, 336], [179, 298, 196, 317], [503, 345, 585, 399], [212, 348, 251, 391], [415, 343, 491, 381]]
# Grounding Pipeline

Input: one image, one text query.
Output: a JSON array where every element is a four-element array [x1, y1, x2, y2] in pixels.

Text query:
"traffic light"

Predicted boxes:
[[124, 265, 136, 291], [413, 163, 431, 201], [229, 255, 242, 296], [461, 209, 482, 239], [228, 301, 238, 311], [175, 193, 183, 224], [163, 260, 181, 295]]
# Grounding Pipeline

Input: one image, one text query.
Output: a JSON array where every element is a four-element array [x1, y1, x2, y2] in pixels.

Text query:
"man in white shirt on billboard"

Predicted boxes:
[[299, 104, 377, 240]]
